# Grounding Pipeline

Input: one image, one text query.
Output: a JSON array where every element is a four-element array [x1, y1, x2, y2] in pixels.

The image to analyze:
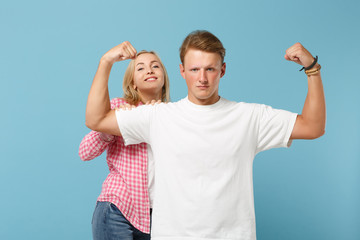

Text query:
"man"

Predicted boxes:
[[85, 30, 325, 240]]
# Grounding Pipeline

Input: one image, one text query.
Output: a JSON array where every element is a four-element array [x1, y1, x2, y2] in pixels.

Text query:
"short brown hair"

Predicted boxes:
[[123, 50, 170, 105], [179, 30, 226, 64]]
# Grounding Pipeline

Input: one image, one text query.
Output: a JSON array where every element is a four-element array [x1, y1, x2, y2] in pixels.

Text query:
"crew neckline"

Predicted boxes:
[[182, 96, 225, 111]]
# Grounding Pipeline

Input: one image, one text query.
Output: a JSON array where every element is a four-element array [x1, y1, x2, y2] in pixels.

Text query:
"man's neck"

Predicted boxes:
[[188, 95, 220, 105]]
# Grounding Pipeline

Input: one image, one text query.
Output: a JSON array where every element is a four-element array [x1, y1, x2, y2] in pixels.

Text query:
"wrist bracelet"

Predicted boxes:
[[299, 56, 318, 71], [305, 64, 321, 76]]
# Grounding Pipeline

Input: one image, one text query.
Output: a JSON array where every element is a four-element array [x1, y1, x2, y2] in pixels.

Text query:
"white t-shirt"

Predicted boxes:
[[116, 97, 297, 240], [146, 144, 155, 207]]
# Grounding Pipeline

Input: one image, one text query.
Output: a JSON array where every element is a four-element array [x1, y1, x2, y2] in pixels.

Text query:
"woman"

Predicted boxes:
[[79, 41, 170, 240]]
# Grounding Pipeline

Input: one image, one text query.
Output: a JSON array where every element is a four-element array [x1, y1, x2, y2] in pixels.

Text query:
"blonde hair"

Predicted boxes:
[[179, 30, 226, 64], [123, 50, 170, 105]]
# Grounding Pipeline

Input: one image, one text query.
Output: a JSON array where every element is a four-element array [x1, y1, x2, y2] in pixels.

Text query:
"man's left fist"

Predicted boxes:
[[285, 43, 315, 67]]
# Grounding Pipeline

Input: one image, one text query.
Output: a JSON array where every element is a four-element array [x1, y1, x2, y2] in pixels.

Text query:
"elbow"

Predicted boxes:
[[315, 122, 326, 139], [85, 110, 99, 131], [85, 120, 94, 130], [309, 128, 325, 139], [85, 111, 112, 132], [85, 117, 100, 131], [318, 128, 326, 138]]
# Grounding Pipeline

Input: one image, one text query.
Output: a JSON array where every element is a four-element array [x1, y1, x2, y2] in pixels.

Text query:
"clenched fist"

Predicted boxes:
[[285, 43, 316, 68], [101, 41, 137, 65]]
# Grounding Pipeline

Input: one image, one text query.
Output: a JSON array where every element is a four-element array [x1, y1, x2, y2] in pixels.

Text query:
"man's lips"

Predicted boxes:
[[145, 76, 157, 82], [197, 85, 209, 89]]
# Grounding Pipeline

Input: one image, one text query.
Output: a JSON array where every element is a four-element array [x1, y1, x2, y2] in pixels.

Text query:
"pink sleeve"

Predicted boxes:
[[78, 131, 113, 161], [79, 98, 125, 161], [111, 98, 128, 109]]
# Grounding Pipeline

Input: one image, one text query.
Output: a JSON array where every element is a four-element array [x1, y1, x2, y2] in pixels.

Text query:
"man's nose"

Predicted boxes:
[[199, 69, 207, 82]]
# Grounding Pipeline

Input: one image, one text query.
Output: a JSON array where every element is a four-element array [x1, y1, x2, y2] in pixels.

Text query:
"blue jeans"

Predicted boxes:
[[92, 201, 150, 240]]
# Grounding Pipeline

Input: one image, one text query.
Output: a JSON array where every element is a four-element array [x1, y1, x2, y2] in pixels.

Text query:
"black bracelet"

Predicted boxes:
[[299, 56, 318, 71]]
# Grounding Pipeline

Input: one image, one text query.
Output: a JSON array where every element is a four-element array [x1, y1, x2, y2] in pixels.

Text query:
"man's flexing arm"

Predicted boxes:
[[285, 43, 326, 139]]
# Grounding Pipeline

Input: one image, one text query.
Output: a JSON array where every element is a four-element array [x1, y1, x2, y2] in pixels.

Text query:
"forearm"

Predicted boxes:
[[85, 58, 113, 130], [297, 68, 326, 138], [285, 44, 326, 139]]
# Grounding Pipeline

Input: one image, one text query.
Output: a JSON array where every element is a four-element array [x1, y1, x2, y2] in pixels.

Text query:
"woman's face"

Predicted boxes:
[[133, 53, 165, 96]]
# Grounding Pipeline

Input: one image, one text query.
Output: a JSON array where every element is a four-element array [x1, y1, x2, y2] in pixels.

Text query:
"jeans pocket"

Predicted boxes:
[[92, 201, 111, 225], [108, 203, 128, 224]]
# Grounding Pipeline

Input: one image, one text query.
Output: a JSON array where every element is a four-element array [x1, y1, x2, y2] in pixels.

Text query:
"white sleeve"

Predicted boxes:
[[256, 104, 297, 154], [115, 105, 153, 146]]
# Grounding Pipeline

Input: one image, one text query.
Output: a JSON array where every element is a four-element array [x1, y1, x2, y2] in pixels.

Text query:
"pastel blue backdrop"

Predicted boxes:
[[1, 0, 359, 239]]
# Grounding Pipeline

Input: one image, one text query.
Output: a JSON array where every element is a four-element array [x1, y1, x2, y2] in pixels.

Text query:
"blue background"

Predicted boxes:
[[1, 0, 359, 239]]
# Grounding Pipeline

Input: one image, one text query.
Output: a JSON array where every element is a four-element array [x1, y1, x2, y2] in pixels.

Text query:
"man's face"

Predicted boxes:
[[180, 49, 226, 105]]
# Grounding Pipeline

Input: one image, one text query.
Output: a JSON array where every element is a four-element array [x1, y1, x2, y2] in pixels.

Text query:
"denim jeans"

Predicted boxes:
[[92, 201, 150, 240]]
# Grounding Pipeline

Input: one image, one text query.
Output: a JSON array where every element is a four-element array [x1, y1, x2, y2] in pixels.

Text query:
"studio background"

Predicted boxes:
[[1, 0, 359, 239]]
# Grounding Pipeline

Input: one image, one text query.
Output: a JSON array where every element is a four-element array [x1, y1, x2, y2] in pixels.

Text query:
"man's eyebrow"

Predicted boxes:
[[189, 64, 215, 68]]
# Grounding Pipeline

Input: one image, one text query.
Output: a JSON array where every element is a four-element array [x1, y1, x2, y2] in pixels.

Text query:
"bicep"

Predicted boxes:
[[95, 110, 122, 136], [290, 115, 317, 139]]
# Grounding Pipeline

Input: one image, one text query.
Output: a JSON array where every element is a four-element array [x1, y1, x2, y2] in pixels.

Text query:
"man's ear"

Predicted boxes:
[[179, 63, 186, 79], [220, 62, 226, 78]]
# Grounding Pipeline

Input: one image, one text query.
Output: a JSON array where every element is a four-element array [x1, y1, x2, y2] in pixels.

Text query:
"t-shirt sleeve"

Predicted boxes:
[[115, 105, 153, 146], [256, 104, 297, 154]]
